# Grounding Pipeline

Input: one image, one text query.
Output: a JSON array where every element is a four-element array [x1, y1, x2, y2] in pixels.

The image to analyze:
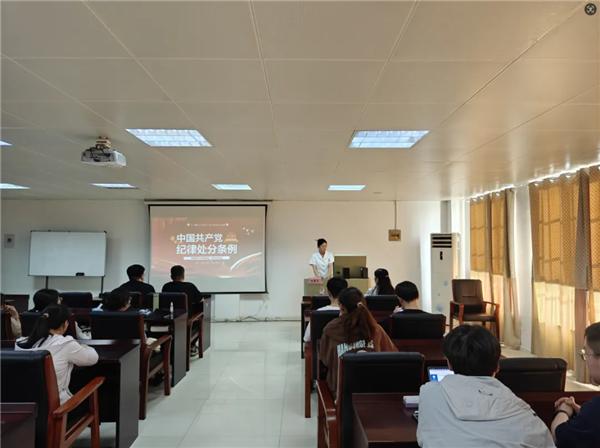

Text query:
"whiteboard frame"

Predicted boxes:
[[28, 230, 107, 277]]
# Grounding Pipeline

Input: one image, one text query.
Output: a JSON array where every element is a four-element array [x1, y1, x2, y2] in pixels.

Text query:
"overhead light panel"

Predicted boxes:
[[92, 183, 137, 189], [0, 183, 29, 190], [0, 140, 12, 146], [349, 130, 429, 149], [212, 184, 252, 191], [328, 185, 365, 191], [126, 129, 211, 147]]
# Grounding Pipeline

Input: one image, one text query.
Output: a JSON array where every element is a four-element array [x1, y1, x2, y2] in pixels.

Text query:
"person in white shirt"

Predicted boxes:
[[303, 277, 347, 342], [16, 304, 98, 404], [309, 238, 334, 280], [417, 324, 555, 448]]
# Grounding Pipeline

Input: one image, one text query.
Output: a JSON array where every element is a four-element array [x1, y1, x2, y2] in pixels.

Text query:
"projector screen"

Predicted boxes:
[[149, 205, 267, 293]]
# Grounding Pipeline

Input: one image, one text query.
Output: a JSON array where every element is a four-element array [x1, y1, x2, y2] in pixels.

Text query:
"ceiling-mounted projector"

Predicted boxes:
[[81, 137, 126, 167]]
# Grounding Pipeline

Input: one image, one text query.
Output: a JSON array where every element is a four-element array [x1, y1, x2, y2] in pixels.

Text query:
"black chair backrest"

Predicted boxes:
[[130, 292, 153, 309], [310, 310, 340, 379], [310, 296, 331, 310], [60, 292, 93, 308], [497, 357, 567, 392], [365, 295, 398, 312], [20, 311, 77, 338], [158, 292, 188, 313], [90, 311, 144, 340], [390, 313, 446, 339], [1, 310, 13, 339], [1, 349, 56, 448], [338, 352, 425, 447], [1, 294, 30, 313]]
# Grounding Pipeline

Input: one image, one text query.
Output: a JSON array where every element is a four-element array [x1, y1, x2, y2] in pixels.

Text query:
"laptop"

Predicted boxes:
[[427, 367, 454, 382]]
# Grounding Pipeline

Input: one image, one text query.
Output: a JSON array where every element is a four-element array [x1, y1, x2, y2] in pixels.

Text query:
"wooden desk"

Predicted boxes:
[[199, 295, 213, 353], [301, 296, 311, 358], [72, 308, 188, 387], [353, 393, 418, 448], [1, 403, 37, 448], [352, 391, 600, 448], [71, 339, 140, 448], [145, 310, 188, 387], [515, 391, 600, 427]]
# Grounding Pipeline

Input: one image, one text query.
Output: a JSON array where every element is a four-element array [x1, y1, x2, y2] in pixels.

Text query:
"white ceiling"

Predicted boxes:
[[1, 1, 599, 201]]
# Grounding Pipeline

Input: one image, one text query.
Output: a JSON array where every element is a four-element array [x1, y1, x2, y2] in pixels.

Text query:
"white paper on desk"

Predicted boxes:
[[403, 395, 420, 408], [149, 325, 169, 332]]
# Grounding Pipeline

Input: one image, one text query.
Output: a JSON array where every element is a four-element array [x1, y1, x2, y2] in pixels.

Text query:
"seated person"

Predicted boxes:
[[15, 304, 98, 404], [551, 321, 600, 448], [119, 264, 155, 296], [417, 324, 554, 448], [97, 288, 158, 348], [393, 281, 425, 314], [31, 288, 90, 339], [162, 265, 203, 313], [303, 276, 347, 343], [365, 268, 395, 296], [2, 303, 22, 338], [100, 288, 133, 312], [319, 287, 397, 393]]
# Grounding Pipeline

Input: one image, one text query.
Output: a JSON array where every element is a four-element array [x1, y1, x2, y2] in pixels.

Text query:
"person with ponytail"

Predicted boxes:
[[319, 287, 397, 393], [30, 288, 90, 339], [15, 304, 98, 404], [365, 268, 395, 296]]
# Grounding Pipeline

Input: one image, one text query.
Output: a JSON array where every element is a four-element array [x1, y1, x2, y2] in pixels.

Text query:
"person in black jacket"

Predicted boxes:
[[161, 265, 202, 312], [119, 264, 155, 296], [551, 321, 600, 448]]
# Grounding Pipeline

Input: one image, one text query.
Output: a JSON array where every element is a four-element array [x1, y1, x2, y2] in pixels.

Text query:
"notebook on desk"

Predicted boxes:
[[427, 367, 454, 382]]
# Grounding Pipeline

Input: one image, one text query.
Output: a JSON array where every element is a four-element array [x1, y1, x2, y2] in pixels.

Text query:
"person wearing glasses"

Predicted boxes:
[[551, 322, 600, 448]]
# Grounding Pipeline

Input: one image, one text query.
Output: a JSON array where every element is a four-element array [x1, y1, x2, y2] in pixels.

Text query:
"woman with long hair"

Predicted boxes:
[[365, 268, 395, 296], [16, 304, 98, 403], [319, 287, 397, 392]]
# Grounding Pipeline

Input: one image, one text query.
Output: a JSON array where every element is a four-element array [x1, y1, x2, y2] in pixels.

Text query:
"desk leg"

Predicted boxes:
[[116, 348, 139, 448], [172, 317, 187, 386], [300, 305, 305, 359], [202, 296, 212, 352]]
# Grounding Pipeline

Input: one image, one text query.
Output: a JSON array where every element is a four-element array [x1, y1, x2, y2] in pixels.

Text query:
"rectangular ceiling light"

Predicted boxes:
[[0, 140, 12, 146], [126, 129, 212, 147], [0, 183, 29, 189], [92, 183, 137, 189], [349, 130, 429, 148], [212, 184, 252, 191], [328, 184, 365, 191]]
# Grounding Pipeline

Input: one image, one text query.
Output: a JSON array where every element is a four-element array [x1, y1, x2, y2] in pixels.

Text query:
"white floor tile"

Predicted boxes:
[[128, 322, 315, 448]]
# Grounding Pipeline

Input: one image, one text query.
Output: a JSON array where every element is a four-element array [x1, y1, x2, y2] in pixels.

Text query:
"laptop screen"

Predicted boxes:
[[427, 367, 454, 382]]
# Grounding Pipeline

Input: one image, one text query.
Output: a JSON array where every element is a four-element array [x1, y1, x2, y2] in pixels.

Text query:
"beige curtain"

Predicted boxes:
[[529, 174, 580, 367], [470, 197, 492, 297], [470, 191, 520, 347], [589, 168, 600, 323], [491, 190, 520, 348]]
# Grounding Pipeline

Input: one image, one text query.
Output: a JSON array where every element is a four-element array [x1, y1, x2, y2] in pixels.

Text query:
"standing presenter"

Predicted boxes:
[[309, 238, 334, 281]]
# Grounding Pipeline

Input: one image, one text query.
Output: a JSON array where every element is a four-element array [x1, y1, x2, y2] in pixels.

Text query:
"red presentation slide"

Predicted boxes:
[[150, 205, 266, 293]]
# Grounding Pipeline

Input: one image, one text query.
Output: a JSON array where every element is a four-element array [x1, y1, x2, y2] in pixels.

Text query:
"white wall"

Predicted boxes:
[[1, 200, 149, 297], [1, 199, 441, 319]]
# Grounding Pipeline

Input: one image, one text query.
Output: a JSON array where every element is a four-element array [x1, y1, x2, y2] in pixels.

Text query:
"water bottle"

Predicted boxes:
[[169, 302, 174, 315]]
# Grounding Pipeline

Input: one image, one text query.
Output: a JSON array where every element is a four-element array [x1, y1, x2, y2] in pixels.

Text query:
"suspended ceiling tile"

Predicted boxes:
[[141, 59, 269, 102], [89, 1, 259, 59], [254, 1, 412, 60]]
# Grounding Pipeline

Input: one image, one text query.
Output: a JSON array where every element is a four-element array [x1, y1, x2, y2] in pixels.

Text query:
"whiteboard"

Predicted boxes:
[[29, 231, 107, 277]]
